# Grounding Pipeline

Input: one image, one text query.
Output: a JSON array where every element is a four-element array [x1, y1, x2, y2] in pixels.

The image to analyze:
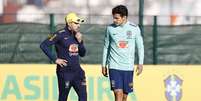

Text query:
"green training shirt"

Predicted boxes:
[[102, 21, 144, 71]]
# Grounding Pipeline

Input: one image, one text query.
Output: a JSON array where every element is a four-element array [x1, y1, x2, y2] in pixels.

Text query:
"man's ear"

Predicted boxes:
[[123, 16, 127, 20], [67, 22, 71, 26]]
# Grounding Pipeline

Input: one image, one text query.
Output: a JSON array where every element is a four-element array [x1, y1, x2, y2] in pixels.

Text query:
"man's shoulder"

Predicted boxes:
[[128, 22, 141, 32], [56, 28, 66, 34], [107, 24, 117, 28], [106, 24, 118, 33], [128, 22, 138, 27], [48, 28, 66, 40]]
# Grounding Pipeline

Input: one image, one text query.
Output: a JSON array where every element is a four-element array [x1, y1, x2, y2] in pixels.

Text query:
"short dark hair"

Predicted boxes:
[[112, 5, 128, 17]]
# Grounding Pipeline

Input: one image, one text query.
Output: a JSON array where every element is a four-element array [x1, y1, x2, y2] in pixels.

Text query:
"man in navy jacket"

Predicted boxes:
[[40, 12, 87, 101]]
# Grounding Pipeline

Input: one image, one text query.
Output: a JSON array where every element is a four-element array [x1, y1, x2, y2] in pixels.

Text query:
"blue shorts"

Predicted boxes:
[[109, 69, 134, 94]]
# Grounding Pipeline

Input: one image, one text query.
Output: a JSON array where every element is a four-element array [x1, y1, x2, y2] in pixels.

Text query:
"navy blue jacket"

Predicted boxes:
[[40, 27, 86, 71]]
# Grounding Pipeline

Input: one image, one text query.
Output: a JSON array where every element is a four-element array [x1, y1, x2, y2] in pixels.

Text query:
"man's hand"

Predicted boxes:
[[55, 58, 68, 67], [75, 32, 83, 43], [136, 64, 143, 76], [102, 67, 108, 77]]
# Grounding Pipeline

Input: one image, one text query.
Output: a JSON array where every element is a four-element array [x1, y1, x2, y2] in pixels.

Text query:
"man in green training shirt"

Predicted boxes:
[[102, 5, 144, 101]]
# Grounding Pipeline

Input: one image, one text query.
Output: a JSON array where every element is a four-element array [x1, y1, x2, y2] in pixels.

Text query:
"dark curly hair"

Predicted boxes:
[[112, 5, 128, 17]]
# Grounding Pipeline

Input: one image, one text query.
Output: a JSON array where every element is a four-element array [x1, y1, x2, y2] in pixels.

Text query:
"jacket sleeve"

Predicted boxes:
[[135, 27, 144, 64], [102, 27, 110, 67], [40, 33, 60, 62], [78, 41, 86, 57]]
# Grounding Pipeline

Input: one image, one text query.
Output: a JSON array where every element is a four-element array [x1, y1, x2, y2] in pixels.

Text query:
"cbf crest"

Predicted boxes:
[[69, 44, 78, 56], [164, 74, 183, 101], [126, 30, 132, 39]]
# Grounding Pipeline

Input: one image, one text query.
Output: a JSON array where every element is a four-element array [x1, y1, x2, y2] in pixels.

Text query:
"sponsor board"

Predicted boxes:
[[0, 65, 201, 101], [0, 64, 136, 101]]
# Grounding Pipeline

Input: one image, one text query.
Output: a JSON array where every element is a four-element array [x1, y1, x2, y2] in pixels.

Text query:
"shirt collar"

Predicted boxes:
[[64, 26, 73, 36], [120, 21, 129, 27]]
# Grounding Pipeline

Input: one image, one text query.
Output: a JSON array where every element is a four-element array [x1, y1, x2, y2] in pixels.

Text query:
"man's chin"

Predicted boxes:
[[72, 30, 79, 33], [75, 29, 80, 32]]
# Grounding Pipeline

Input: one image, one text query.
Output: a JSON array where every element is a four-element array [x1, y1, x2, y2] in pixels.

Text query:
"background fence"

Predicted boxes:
[[0, 14, 201, 64]]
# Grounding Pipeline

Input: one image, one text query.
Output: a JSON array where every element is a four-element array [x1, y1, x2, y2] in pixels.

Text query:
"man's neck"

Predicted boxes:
[[120, 20, 128, 26], [67, 26, 75, 36]]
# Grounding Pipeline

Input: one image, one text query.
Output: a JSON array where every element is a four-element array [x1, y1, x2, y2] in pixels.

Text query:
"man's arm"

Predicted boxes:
[[78, 41, 86, 57], [102, 27, 110, 77], [75, 32, 86, 57], [135, 27, 144, 76], [40, 33, 58, 62], [40, 33, 68, 67]]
